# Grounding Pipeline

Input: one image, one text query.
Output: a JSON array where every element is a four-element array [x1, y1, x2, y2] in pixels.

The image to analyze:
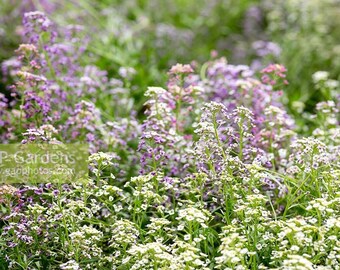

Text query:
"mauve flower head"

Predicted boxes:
[[22, 11, 55, 44], [252, 40, 281, 57], [261, 64, 287, 77], [34, 188, 43, 195], [1, 58, 22, 82], [168, 64, 194, 75], [45, 183, 52, 189], [260, 63, 289, 87], [15, 43, 39, 57]]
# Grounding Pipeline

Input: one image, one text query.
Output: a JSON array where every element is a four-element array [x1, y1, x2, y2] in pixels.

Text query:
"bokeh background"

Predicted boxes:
[[1, 0, 339, 127]]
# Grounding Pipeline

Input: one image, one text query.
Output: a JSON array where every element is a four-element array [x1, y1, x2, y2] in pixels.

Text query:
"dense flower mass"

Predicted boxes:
[[0, 6, 339, 270]]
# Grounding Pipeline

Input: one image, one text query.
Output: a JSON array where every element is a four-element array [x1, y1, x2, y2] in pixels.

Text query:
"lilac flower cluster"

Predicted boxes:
[[138, 68, 199, 176], [199, 58, 294, 153], [1, 12, 138, 158]]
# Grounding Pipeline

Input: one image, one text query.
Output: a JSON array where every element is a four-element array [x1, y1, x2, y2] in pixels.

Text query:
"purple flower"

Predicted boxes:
[[34, 188, 43, 195]]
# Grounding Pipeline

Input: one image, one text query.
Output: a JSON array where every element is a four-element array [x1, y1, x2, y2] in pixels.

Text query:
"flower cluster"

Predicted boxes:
[[0, 11, 139, 165], [0, 6, 339, 270]]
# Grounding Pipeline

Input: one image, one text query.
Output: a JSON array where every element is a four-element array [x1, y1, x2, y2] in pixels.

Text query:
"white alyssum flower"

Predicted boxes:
[[312, 71, 329, 83]]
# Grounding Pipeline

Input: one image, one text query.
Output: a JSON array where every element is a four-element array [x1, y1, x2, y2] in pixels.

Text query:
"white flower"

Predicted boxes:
[[325, 79, 339, 89], [145, 87, 167, 97], [184, 235, 191, 241], [60, 260, 81, 270], [312, 71, 329, 82]]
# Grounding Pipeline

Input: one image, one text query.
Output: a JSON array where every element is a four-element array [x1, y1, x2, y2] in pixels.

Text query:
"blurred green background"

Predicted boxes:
[[1, 0, 339, 123]]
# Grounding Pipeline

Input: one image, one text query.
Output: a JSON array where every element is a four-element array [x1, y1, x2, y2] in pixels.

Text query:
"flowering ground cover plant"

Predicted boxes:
[[0, 6, 340, 270], [1, 0, 340, 120]]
